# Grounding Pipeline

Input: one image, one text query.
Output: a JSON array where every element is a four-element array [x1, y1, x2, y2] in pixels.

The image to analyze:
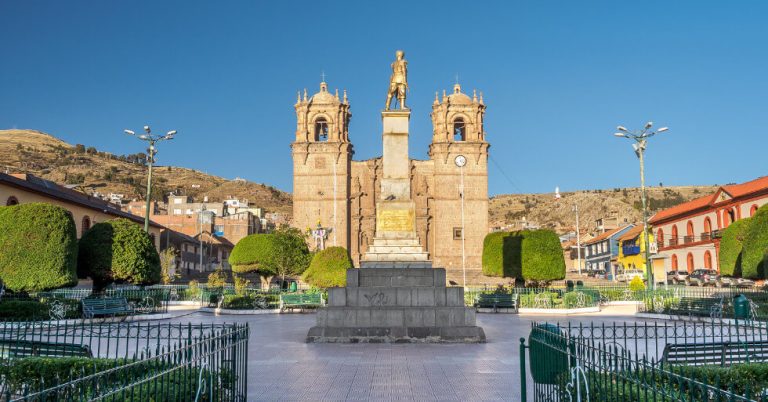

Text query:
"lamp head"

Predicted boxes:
[[166, 130, 177, 136], [656, 127, 669, 133], [138, 135, 149, 140], [617, 126, 628, 132], [614, 133, 626, 137], [143, 125, 151, 133], [645, 121, 653, 129], [124, 129, 135, 136]]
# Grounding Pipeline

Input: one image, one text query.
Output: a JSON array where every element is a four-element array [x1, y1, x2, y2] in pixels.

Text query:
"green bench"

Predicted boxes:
[[81, 297, 133, 319], [662, 340, 768, 366], [475, 293, 518, 312], [668, 297, 723, 319], [0, 339, 92, 358], [279, 293, 324, 311]]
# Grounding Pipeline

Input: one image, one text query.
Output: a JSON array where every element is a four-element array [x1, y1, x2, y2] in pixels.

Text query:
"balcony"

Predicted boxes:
[[701, 232, 711, 241], [684, 235, 695, 244], [622, 245, 641, 256], [668, 238, 678, 247]]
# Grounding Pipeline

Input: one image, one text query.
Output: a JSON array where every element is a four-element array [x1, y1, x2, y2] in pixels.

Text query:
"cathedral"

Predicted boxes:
[[291, 77, 490, 284]]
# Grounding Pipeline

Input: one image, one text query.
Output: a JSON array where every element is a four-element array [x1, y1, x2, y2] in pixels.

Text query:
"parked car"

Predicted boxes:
[[718, 276, 756, 288], [617, 269, 644, 283], [686, 269, 719, 286], [667, 270, 689, 285]]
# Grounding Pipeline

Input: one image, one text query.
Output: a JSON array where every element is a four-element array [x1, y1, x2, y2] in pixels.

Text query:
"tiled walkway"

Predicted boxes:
[[174, 310, 647, 401]]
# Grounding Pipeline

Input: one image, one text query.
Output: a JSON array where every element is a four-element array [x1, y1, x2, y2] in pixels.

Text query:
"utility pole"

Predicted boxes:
[[573, 204, 582, 276], [455, 155, 468, 289], [123, 126, 177, 232], [614, 122, 669, 290]]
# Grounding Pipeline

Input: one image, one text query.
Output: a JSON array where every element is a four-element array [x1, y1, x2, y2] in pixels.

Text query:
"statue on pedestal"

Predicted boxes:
[[385, 50, 408, 110]]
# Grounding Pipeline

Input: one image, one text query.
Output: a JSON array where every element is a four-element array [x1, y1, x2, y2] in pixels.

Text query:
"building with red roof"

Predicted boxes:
[[649, 176, 768, 274]]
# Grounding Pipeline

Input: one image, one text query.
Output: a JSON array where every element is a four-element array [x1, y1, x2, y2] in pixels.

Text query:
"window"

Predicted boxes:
[[671, 225, 678, 246], [686, 221, 694, 237], [704, 250, 712, 269], [173, 209, 182, 215], [5, 196, 18, 206], [656, 229, 664, 247], [173, 198, 182, 204], [453, 118, 466, 141], [453, 227, 463, 240], [751, 204, 759, 216], [314, 118, 329, 142], [686, 252, 694, 272], [81, 216, 91, 236], [704, 217, 712, 234], [671, 254, 678, 270]]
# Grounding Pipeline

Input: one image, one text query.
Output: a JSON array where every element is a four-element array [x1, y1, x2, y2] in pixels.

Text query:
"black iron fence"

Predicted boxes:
[[0, 321, 249, 401]]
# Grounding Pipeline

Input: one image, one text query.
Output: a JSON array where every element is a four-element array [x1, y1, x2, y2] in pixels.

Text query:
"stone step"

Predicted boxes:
[[315, 306, 477, 328], [370, 238, 421, 246], [327, 286, 465, 308], [306, 325, 485, 343], [362, 252, 430, 262], [360, 261, 433, 269], [366, 245, 426, 254]]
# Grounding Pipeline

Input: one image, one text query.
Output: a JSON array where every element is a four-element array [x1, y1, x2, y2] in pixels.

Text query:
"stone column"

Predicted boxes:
[[380, 110, 411, 200]]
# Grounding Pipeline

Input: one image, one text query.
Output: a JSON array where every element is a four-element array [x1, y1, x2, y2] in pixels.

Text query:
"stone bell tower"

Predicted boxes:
[[429, 83, 490, 283], [291, 81, 352, 250]]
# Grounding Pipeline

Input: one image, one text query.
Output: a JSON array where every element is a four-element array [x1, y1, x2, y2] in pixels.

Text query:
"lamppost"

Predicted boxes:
[[124, 125, 177, 232], [573, 204, 582, 276], [455, 155, 468, 289], [614, 122, 669, 289]]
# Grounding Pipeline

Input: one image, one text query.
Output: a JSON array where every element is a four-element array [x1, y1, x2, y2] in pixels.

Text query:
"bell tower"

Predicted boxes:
[[291, 81, 353, 250], [428, 83, 490, 282]]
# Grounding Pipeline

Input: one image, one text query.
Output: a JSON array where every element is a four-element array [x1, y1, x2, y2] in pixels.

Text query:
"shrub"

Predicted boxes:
[[0, 203, 78, 291], [233, 274, 251, 295], [0, 300, 50, 321], [77, 218, 160, 290], [741, 205, 768, 279], [229, 234, 276, 274], [562, 291, 594, 308], [187, 280, 201, 299], [719, 217, 752, 276], [207, 265, 228, 289], [629, 276, 646, 292], [482, 230, 565, 282], [302, 247, 353, 288]]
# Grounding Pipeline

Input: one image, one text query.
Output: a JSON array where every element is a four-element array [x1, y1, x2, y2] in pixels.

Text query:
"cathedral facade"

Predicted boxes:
[[291, 80, 490, 284]]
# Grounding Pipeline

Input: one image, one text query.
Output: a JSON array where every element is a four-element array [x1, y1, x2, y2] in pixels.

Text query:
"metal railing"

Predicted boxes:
[[520, 320, 767, 401], [0, 321, 249, 401]]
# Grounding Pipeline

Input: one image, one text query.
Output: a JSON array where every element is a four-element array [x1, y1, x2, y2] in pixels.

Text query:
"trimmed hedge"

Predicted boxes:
[[229, 234, 276, 276], [482, 230, 566, 282], [77, 218, 160, 290], [719, 217, 752, 276], [0, 300, 50, 321], [0, 203, 78, 291], [742, 204, 768, 279], [302, 247, 353, 288]]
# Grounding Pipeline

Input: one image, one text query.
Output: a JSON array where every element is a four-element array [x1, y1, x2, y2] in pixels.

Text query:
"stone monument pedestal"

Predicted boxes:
[[307, 268, 485, 343]]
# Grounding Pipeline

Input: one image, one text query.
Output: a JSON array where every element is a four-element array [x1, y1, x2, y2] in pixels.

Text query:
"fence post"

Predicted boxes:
[[519, 337, 527, 402]]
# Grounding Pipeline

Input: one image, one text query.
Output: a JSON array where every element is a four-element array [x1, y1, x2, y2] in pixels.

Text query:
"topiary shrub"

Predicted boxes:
[[742, 205, 768, 279], [0, 203, 78, 291], [229, 234, 277, 287], [482, 232, 507, 277], [629, 276, 646, 292], [302, 247, 353, 288], [520, 230, 566, 283], [719, 217, 752, 276], [0, 300, 50, 321], [77, 218, 160, 291]]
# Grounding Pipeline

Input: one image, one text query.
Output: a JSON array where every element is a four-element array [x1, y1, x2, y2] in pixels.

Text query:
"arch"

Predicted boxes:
[[313, 117, 329, 142], [656, 228, 664, 248], [5, 196, 19, 206], [671, 254, 678, 270], [686, 220, 694, 243], [703, 217, 712, 234], [671, 225, 678, 246], [751, 204, 759, 216], [704, 250, 712, 269], [81, 215, 91, 236], [686, 252, 694, 272], [453, 117, 466, 141]]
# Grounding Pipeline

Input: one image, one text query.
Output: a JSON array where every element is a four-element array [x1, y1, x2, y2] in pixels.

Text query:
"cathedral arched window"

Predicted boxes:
[[314, 118, 329, 142], [453, 118, 466, 141], [81, 215, 91, 236]]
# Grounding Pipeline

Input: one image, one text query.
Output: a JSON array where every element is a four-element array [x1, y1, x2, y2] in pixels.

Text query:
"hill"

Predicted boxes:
[[0, 129, 292, 215], [490, 185, 720, 235]]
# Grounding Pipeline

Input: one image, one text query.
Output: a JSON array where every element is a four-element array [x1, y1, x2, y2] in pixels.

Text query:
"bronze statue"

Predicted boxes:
[[385, 50, 408, 110]]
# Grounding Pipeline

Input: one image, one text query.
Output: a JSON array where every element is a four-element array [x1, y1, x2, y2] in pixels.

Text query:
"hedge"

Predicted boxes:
[[229, 234, 276, 276], [482, 230, 565, 282], [0, 203, 78, 291], [742, 204, 768, 279], [0, 300, 50, 321], [77, 218, 160, 290], [719, 217, 752, 276], [302, 247, 353, 288]]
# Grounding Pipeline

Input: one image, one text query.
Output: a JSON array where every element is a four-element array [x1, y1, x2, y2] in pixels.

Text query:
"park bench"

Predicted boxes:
[[475, 293, 518, 312], [279, 293, 324, 312], [662, 340, 768, 367], [81, 297, 133, 319], [0, 339, 92, 358], [668, 297, 723, 319]]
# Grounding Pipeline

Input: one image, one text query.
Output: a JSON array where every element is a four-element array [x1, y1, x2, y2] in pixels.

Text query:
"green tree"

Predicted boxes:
[[159, 247, 179, 285], [207, 265, 227, 289], [742, 205, 768, 279], [77, 218, 160, 291], [265, 225, 310, 287], [481, 229, 565, 284], [0, 203, 78, 291], [229, 234, 278, 288], [302, 247, 352, 288], [719, 217, 752, 276]]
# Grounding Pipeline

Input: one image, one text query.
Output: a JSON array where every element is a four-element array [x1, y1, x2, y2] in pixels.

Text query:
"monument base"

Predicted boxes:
[[306, 268, 485, 343]]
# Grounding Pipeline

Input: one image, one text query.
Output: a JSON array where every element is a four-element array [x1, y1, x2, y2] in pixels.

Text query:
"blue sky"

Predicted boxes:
[[1, 1, 766, 195]]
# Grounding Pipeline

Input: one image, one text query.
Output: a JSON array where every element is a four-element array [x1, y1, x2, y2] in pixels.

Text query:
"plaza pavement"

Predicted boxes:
[[170, 306, 653, 401]]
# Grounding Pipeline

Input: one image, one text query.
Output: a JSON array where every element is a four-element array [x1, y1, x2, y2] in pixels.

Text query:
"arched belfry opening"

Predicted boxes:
[[453, 118, 466, 141], [314, 118, 329, 142]]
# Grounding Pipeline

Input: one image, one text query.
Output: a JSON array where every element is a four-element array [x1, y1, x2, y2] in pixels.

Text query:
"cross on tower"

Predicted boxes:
[[321, 71, 326, 82]]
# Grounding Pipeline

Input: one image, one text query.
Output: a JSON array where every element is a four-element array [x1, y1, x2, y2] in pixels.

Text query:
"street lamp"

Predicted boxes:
[[613, 122, 669, 289], [124, 125, 178, 232]]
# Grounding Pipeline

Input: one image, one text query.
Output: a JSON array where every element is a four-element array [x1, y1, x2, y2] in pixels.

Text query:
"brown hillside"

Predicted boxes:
[[0, 129, 292, 216]]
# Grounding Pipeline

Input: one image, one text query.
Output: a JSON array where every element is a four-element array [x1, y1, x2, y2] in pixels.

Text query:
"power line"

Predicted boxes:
[[488, 153, 523, 194]]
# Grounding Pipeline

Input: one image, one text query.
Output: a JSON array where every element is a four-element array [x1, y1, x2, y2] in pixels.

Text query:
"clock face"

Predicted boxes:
[[454, 155, 467, 167]]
